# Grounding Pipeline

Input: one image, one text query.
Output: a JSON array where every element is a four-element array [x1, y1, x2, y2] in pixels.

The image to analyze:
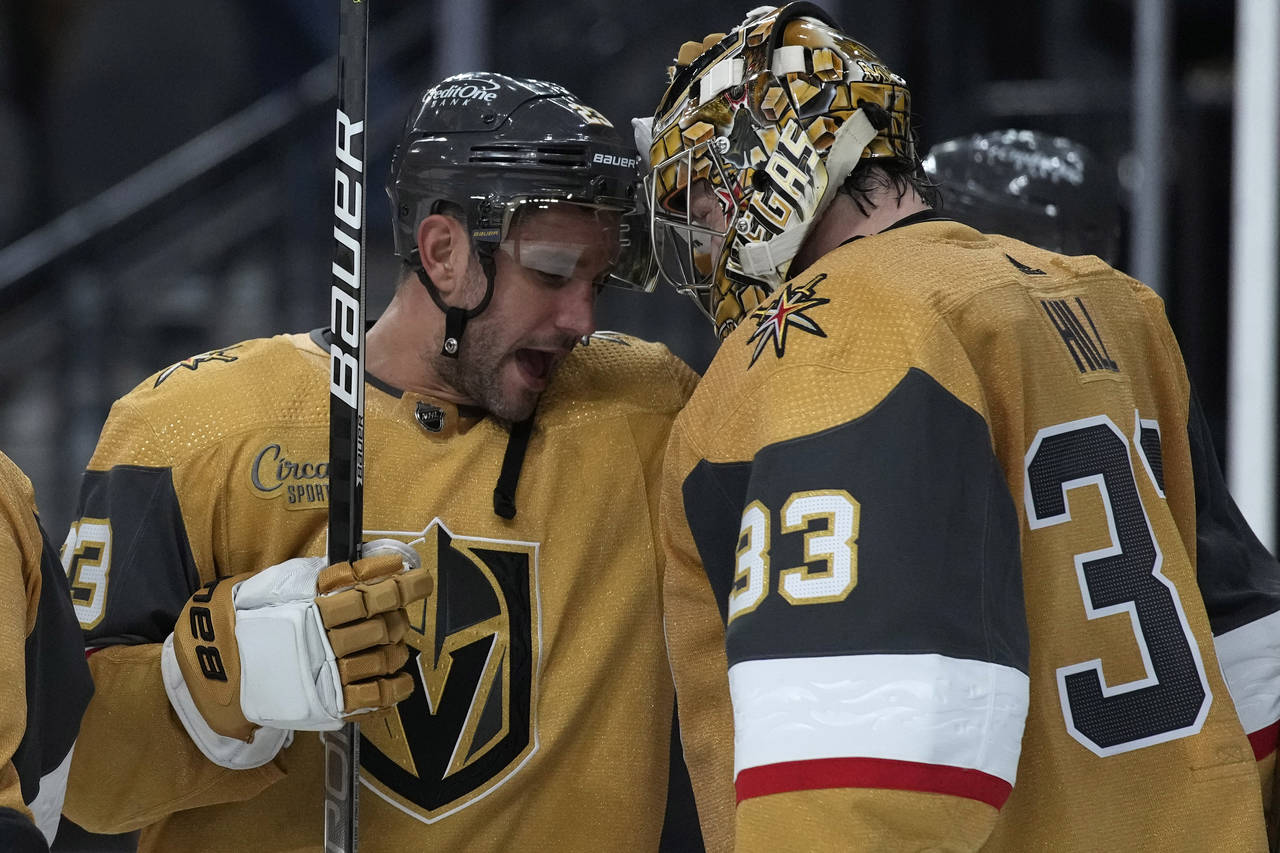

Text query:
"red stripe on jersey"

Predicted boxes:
[[735, 756, 1013, 809], [1248, 721, 1279, 760]]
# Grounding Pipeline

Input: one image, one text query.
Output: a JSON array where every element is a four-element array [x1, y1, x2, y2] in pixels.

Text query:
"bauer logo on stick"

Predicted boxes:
[[331, 108, 364, 411], [327, 2, 370, 850]]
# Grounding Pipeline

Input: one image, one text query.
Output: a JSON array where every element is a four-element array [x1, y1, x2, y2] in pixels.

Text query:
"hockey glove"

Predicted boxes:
[[161, 539, 431, 769]]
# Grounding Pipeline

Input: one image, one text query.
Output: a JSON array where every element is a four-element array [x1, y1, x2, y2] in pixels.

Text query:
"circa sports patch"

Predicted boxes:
[[746, 273, 830, 367], [247, 443, 330, 509]]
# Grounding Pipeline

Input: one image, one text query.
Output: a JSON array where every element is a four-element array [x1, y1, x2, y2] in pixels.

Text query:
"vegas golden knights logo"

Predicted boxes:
[[360, 519, 540, 823]]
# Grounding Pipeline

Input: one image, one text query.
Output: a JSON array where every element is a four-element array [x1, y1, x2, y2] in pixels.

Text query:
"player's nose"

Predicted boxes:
[[554, 279, 597, 340]]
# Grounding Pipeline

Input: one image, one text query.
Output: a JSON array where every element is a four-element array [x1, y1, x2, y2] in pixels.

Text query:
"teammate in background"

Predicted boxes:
[[61, 73, 700, 851], [0, 452, 92, 852], [922, 128, 1123, 265], [643, 4, 1280, 850]]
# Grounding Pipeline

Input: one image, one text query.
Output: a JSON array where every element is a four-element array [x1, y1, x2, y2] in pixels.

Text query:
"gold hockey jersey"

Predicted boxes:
[[62, 330, 699, 851], [0, 451, 93, 850], [660, 218, 1280, 852]]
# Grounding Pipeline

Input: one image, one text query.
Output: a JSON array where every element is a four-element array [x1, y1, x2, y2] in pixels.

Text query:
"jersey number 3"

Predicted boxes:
[[1025, 414, 1211, 756], [728, 489, 860, 622], [61, 518, 113, 631]]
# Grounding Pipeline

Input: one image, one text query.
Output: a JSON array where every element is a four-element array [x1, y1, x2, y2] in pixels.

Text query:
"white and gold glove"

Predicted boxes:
[[160, 539, 431, 769]]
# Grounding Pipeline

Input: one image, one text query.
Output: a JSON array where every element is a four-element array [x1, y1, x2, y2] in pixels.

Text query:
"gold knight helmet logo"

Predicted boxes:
[[359, 519, 541, 822]]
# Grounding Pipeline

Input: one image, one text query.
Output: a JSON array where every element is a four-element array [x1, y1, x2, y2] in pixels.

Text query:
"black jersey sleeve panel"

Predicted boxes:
[[1137, 423, 1165, 493], [75, 466, 201, 645], [692, 367, 1027, 672], [659, 700, 705, 852], [682, 459, 754, 626], [1188, 388, 1280, 635], [0, 807, 48, 853], [11, 521, 93, 807]]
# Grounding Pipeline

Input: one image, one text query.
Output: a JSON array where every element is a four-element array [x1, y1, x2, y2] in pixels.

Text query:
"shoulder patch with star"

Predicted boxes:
[[746, 274, 829, 367], [154, 345, 242, 387]]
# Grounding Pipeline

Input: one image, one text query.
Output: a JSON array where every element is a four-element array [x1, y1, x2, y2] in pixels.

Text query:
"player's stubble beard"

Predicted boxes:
[[431, 257, 566, 423]]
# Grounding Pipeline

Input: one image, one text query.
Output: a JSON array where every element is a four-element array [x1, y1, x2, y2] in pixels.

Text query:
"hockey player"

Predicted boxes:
[[61, 73, 700, 851], [643, 4, 1280, 850], [0, 451, 92, 852], [923, 128, 1123, 264]]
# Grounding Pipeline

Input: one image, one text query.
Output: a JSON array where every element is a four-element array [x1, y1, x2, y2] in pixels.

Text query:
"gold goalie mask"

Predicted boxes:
[[644, 2, 918, 338]]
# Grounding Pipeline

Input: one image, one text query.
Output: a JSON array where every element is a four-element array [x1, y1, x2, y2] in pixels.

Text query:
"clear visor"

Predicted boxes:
[[646, 139, 740, 319], [483, 195, 657, 292]]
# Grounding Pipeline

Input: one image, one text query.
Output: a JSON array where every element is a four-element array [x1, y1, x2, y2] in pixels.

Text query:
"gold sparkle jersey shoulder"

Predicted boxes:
[[539, 331, 699, 425], [96, 333, 324, 468], [663, 219, 1271, 852]]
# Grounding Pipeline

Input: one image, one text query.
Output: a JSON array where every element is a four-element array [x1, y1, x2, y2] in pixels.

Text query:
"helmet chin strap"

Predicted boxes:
[[416, 242, 498, 358], [737, 108, 878, 281], [413, 242, 535, 521]]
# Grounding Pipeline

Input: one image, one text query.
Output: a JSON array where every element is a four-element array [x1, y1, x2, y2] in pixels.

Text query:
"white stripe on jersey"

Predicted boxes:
[[729, 652, 1030, 785], [29, 742, 74, 844], [1214, 608, 1280, 735]]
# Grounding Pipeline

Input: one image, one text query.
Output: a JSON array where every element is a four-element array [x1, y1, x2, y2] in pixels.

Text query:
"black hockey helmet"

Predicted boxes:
[[924, 129, 1121, 264], [387, 72, 655, 292]]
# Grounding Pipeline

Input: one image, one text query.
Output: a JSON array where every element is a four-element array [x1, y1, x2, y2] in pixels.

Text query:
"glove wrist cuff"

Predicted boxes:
[[161, 633, 290, 769]]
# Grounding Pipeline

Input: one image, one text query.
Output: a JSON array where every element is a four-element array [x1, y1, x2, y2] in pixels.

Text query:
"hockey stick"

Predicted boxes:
[[325, 0, 370, 850]]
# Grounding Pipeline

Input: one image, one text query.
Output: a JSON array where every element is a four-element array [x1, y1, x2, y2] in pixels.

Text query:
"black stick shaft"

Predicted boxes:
[[325, 0, 369, 850]]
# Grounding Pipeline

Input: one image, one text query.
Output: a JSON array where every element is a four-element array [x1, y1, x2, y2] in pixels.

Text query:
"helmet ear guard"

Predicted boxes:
[[646, 2, 919, 338]]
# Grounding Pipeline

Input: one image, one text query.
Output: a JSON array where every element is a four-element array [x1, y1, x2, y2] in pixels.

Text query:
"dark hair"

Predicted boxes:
[[841, 154, 941, 216]]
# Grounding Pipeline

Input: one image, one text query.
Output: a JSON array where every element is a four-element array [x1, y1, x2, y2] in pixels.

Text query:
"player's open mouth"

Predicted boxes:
[[514, 348, 556, 387]]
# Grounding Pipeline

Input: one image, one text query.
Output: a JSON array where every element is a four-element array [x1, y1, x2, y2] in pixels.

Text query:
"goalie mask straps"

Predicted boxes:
[[416, 243, 499, 358], [493, 413, 534, 519]]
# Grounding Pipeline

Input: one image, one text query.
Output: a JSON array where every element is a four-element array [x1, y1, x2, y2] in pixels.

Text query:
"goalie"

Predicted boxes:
[[644, 4, 1278, 850]]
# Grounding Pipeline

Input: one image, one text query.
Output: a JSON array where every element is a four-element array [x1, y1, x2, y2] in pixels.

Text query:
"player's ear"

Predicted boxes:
[[416, 214, 470, 297]]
